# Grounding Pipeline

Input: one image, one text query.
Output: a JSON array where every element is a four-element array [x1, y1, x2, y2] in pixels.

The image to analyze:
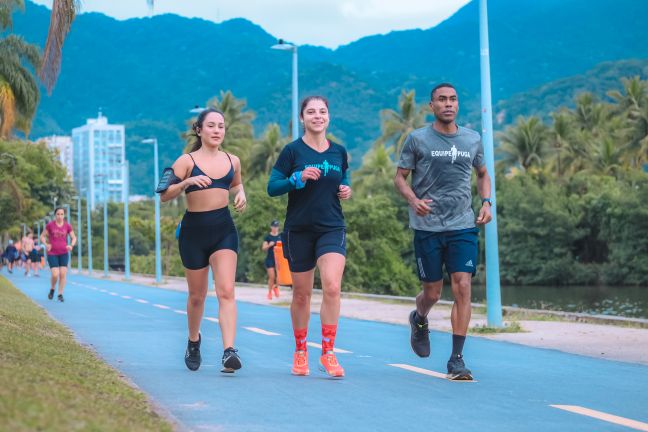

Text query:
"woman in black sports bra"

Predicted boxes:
[[159, 107, 246, 374]]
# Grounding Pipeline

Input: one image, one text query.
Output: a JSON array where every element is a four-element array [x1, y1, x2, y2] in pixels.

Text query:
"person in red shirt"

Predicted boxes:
[[41, 207, 77, 302]]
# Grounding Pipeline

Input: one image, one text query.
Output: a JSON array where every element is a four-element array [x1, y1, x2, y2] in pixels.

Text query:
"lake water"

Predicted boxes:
[[440, 285, 648, 319]]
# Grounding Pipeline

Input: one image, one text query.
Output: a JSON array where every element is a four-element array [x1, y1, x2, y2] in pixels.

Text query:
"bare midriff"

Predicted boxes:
[[185, 188, 230, 212]]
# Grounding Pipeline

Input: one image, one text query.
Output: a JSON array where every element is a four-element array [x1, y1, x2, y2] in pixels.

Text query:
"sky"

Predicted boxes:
[[31, 0, 471, 48]]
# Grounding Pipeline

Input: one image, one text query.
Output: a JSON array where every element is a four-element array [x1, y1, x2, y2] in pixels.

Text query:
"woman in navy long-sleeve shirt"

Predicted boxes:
[[267, 95, 351, 378]]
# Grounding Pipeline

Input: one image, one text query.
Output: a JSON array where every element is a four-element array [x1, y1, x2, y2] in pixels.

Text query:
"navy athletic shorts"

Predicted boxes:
[[47, 253, 69, 268], [29, 250, 40, 262], [178, 207, 238, 270], [264, 256, 275, 269], [282, 228, 346, 273], [413, 227, 479, 282]]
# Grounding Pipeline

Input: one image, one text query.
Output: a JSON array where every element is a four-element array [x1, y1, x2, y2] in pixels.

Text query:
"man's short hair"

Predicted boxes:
[[430, 83, 456, 100]]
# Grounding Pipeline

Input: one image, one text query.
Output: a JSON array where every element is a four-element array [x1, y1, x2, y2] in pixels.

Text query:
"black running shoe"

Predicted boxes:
[[57, 294, 64, 303], [409, 310, 430, 357], [184, 334, 201, 371], [221, 347, 242, 373], [48, 289, 55, 300], [447, 354, 473, 380]]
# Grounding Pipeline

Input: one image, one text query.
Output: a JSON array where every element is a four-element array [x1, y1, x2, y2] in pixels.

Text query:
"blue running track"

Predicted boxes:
[[6, 272, 648, 432]]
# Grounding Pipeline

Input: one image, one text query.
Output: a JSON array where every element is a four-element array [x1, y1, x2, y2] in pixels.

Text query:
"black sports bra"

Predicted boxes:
[[185, 152, 234, 194]]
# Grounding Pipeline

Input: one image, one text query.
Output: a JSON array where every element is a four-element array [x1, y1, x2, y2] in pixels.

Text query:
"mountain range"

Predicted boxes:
[[10, 0, 648, 193]]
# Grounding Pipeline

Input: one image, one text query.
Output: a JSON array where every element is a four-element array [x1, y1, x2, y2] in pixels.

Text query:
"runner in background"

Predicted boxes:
[[261, 220, 281, 300], [42, 208, 77, 302]]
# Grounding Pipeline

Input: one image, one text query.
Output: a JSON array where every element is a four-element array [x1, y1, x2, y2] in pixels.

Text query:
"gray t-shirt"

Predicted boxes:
[[398, 125, 485, 232]]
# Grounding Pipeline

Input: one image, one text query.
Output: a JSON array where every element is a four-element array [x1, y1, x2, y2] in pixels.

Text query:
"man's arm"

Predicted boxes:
[[475, 165, 492, 225], [394, 168, 432, 216]]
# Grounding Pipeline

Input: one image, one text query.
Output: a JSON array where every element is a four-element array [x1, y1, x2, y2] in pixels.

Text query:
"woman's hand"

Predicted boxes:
[[66, 245, 73, 252], [46, 244, 52, 252], [233, 189, 247, 212], [301, 167, 321, 182], [338, 185, 352, 200], [182, 175, 212, 189]]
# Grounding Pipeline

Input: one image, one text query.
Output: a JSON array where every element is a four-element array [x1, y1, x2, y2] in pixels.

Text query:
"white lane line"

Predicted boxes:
[[121, 295, 132, 299], [205, 317, 219, 323], [388, 363, 477, 382], [109, 292, 118, 296], [388, 363, 447, 379], [135, 299, 149, 304], [307, 342, 352, 354], [551, 405, 648, 431], [99, 289, 108, 293], [243, 327, 280, 336], [173, 309, 187, 315], [153, 304, 170, 310]]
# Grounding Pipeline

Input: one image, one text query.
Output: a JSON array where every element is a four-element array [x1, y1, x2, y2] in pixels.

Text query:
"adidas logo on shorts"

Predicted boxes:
[[465, 260, 474, 267]]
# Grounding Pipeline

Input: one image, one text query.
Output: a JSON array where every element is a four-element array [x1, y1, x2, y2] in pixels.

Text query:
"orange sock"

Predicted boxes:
[[294, 328, 308, 352], [322, 324, 337, 354]]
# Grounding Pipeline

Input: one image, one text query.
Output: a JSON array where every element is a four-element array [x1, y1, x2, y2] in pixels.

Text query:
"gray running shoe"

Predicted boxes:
[[184, 334, 201, 371], [409, 310, 430, 357], [221, 347, 242, 373], [447, 354, 473, 380]]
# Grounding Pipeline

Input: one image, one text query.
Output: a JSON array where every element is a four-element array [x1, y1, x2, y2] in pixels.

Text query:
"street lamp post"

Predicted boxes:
[[142, 138, 162, 283], [102, 177, 109, 278], [86, 189, 93, 275], [41, 218, 48, 260], [73, 196, 82, 272], [271, 39, 299, 140], [123, 161, 130, 280], [479, 0, 503, 327]]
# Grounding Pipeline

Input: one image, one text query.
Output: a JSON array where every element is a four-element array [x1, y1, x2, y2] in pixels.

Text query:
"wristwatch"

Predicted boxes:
[[482, 198, 492, 206]]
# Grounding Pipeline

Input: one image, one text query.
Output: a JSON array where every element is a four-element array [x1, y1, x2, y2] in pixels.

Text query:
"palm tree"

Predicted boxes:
[[250, 123, 287, 175], [496, 116, 549, 172], [609, 77, 648, 168], [0, 35, 41, 138], [353, 143, 395, 196], [547, 110, 573, 177], [38, 0, 79, 93], [625, 101, 648, 167], [608, 76, 646, 113], [0, 0, 24, 30], [378, 90, 429, 155], [586, 134, 625, 177], [573, 93, 610, 132]]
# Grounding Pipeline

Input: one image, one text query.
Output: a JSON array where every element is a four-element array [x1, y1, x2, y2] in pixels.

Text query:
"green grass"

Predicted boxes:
[[469, 321, 525, 334], [0, 276, 175, 432], [503, 311, 565, 322]]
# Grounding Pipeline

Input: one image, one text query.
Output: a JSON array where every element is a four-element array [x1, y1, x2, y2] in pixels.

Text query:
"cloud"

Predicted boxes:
[[30, 0, 470, 48]]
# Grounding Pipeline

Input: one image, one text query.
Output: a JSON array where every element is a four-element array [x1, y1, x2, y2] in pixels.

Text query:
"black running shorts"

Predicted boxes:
[[178, 207, 239, 270]]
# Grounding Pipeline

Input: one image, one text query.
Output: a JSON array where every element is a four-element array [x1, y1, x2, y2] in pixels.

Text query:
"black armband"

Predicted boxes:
[[155, 167, 182, 193]]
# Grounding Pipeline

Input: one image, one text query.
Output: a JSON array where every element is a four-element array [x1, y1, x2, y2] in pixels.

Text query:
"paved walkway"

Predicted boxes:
[[6, 271, 648, 431], [91, 271, 648, 365]]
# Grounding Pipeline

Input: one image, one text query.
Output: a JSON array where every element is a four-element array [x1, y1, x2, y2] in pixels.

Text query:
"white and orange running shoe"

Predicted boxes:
[[292, 350, 309, 376], [319, 351, 345, 378]]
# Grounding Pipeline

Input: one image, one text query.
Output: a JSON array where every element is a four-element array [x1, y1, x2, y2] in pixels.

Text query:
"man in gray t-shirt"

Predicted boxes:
[[394, 83, 493, 381]]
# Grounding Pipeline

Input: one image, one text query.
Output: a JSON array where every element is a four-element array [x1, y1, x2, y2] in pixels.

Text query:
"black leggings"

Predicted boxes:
[[178, 207, 239, 270]]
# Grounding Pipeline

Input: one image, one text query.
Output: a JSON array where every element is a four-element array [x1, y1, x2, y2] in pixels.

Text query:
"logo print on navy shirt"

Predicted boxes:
[[304, 160, 341, 176]]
